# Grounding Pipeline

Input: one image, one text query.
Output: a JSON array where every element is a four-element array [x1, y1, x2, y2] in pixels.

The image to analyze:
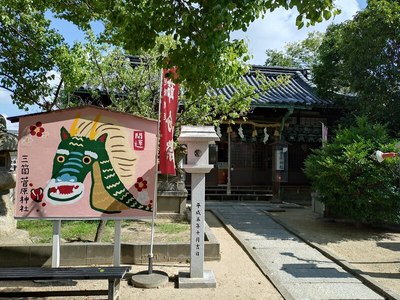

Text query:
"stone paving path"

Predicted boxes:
[[207, 202, 384, 300]]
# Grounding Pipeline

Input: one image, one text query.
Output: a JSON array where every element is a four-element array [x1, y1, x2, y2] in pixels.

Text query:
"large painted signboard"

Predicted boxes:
[[14, 106, 157, 219]]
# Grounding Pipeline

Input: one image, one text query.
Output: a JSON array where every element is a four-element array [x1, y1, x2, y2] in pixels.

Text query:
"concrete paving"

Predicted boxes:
[[206, 201, 384, 300]]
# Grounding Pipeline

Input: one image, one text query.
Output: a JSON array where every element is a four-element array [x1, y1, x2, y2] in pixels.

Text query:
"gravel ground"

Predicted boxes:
[[1, 206, 399, 299], [0, 212, 283, 299]]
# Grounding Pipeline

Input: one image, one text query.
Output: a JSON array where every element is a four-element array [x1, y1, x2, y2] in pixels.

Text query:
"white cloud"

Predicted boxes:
[[231, 0, 361, 65]]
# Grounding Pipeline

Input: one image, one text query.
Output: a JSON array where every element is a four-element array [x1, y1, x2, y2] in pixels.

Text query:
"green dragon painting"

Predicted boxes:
[[44, 115, 152, 214]]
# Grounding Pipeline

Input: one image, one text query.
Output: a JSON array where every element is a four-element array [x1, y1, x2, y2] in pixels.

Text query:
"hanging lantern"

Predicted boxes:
[[297, 134, 305, 142]]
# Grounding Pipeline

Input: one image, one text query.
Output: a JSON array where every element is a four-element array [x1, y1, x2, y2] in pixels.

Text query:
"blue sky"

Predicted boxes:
[[232, 0, 366, 65], [1, 0, 367, 130]]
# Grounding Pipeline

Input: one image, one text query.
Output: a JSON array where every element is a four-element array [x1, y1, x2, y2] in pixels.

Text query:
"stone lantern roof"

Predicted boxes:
[[0, 115, 17, 152]]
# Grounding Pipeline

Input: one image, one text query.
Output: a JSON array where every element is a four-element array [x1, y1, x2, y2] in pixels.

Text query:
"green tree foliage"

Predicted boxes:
[[46, 0, 339, 97], [0, 0, 89, 111], [0, 0, 293, 127], [57, 34, 288, 126], [1, 0, 339, 116], [313, 0, 400, 133], [178, 72, 289, 126], [265, 31, 324, 69], [59, 34, 172, 119], [304, 117, 400, 225]]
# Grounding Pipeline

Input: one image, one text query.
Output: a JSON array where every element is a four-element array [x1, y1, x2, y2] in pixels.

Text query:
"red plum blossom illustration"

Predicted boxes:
[[134, 177, 148, 192], [30, 121, 45, 137]]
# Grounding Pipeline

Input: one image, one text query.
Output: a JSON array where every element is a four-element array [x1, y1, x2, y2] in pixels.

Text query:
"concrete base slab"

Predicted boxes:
[[130, 270, 169, 289], [178, 270, 216, 288]]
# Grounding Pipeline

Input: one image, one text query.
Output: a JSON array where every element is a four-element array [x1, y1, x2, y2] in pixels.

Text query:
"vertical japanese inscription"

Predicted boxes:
[[19, 155, 29, 212], [159, 68, 179, 175], [133, 130, 145, 150], [195, 202, 202, 257]]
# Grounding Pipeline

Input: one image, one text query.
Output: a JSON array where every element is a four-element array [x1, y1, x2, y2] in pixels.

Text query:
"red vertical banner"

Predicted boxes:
[[159, 68, 179, 175]]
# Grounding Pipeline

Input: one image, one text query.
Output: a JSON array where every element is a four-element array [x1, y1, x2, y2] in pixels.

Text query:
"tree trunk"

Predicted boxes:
[[94, 220, 107, 242]]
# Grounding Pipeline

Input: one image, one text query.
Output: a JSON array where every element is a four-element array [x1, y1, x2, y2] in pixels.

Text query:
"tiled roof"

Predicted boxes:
[[211, 65, 332, 108], [73, 57, 331, 108]]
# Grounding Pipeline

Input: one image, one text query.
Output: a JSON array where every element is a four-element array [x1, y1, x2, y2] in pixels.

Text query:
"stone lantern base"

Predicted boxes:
[[157, 174, 188, 217], [157, 190, 188, 216]]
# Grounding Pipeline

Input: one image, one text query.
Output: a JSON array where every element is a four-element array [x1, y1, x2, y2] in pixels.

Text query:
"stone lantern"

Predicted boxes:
[[177, 126, 219, 288]]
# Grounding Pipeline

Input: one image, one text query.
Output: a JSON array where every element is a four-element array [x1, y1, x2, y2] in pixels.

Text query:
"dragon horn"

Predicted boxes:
[[69, 113, 81, 137], [89, 114, 101, 140]]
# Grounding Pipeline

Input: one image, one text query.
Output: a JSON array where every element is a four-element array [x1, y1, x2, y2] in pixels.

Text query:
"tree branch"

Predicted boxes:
[[6, 24, 42, 51], [47, 78, 64, 111], [0, 72, 20, 86], [0, 85, 15, 94], [90, 47, 110, 101]]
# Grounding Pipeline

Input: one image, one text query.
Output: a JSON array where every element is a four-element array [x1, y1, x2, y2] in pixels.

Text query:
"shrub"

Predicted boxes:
[[304, 117, 400, 225]]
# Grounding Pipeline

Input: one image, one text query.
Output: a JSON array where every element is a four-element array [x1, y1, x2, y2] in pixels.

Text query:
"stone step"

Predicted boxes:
[[204, 193, 273, 201]]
